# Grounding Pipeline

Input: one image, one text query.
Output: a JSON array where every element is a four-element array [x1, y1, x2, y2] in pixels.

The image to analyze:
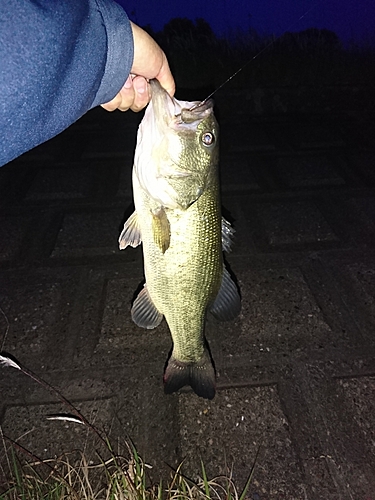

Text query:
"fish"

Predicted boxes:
[[119, 79, 240, 400]]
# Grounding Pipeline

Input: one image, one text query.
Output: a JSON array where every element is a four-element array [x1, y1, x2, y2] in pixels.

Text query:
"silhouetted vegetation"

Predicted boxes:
[[143, 18, 375, 89]]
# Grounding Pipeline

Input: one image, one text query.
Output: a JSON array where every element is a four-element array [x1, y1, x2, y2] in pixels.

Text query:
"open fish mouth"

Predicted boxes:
[[180, 101, 213, 123]]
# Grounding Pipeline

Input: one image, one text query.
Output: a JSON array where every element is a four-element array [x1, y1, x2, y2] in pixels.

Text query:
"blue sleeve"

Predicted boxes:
[[0, 0, 134, 166]]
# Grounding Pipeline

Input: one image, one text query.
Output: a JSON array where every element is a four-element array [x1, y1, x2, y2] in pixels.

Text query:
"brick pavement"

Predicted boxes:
[[1, 88, 375, 498]]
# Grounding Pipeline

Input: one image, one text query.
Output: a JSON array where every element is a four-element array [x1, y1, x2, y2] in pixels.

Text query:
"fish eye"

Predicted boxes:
[[201, 132, 215, 147]]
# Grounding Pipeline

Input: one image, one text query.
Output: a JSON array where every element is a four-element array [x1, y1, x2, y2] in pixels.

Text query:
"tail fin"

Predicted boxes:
[[163, 349, 216, 400]]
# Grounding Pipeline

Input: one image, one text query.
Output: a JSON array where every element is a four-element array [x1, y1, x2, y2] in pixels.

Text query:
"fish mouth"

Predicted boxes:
[[149, 80, 214, 129], [180, 101, 213, 123]]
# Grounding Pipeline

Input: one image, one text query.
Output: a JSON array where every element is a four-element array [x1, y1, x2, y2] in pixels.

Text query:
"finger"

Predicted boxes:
[[101, 75, 134, 112], [154, 52, 175, 97], [101, 92, 122, 112], [116, 75, 135, 111], [130, 76, 151, 112]]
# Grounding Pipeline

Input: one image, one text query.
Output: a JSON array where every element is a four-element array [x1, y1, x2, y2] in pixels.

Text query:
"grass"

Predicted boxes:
[[1, 438, 256, 500], [0, 353, 257, 500]]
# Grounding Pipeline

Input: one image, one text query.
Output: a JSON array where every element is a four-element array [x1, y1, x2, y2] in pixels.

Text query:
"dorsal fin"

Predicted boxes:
[[222, 217, 235, 253]]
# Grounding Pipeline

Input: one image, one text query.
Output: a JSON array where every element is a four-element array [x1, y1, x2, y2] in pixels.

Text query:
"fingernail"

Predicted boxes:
[[137, 82, 146, 94], [124, 76, 132, 89]]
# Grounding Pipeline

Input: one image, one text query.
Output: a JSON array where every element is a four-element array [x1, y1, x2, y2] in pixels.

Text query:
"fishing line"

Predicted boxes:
[[189, 0, 328, 110]]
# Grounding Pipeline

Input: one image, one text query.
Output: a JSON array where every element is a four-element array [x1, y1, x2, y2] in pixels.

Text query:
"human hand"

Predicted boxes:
[[101, 22, 175, 113]]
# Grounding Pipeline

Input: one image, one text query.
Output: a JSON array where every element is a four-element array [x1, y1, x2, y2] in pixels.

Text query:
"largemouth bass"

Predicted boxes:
[[119, 80, 240, 399]]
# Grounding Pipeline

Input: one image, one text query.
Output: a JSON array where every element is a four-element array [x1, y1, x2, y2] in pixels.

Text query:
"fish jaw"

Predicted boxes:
[[149, 79, 213, 127]]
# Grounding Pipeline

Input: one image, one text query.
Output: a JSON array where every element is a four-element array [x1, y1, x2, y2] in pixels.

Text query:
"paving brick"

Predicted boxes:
[[349, 151, 375, 184], [347, 263, 375, 306], [213, 266, 338, 362], [82, 130, 137, 159], [93, 274, 171, 367], [0, 216, 31, 261], [254, 201, 339, 249], [220, 154, 262, 192], [347, 197, 375, 238], [267, 120, 345, 150], [1, 88, 375, 497], [316, 196, 375, 248], [25, 158, 129, 202], [299, 259, 366, 348], [0, 269, 79, 369], [276, 155, 345, 188], [221, 198, 341, 256], [88, 159, 125, 200], [113, 370, 181, 474], [116, 158, 134, 199], [331, 262, 375, 340], [338, 376, 375, 452], [178, 386, 306, 498], [307, 259, 375, 348], [51, 209, 125, 258], [1, 368, 181, 480], [14, 138, 61, 163], [222, 121, 275, 152], [329, 376, 375, 497], [299, 371, 375, 499], [214, 195, 258, 256], [2, 396, 113, 461], [25, 166, 93, 201]]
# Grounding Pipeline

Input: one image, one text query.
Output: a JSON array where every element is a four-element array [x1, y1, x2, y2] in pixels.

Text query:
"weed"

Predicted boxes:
[[0, 353, 257, 500]]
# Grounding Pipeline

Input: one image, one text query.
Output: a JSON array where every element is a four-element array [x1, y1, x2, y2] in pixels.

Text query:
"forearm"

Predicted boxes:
[[0, 0, 133, 166]]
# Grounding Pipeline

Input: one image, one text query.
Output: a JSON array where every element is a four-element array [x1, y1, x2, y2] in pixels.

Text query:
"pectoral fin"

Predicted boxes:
[[210, 267, 241, 321], [131, 285, 163, 329], [152, 207, 170, 253], [119, 211, 142, 250]]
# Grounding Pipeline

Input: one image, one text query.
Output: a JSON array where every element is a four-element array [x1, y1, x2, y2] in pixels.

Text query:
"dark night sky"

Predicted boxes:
[[116, 0, 375, 44]]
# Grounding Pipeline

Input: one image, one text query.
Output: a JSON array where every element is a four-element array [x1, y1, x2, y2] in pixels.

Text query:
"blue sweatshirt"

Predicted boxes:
[[0, 0, 133, 166]]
